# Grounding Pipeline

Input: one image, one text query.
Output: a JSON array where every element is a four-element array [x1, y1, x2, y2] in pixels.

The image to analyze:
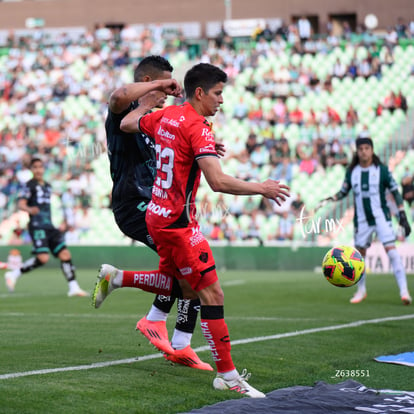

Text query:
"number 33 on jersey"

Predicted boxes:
[[139, 102, 218, 229]]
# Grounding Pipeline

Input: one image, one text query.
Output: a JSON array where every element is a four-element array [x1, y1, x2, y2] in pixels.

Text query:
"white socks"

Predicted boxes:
[[171, 330, 192, 350], [218, 369, 239, 380], [146, 305, 168, 322], [356, 272, 366, 293], [111, 269, 124, 288], [387, 248, 409, 296]]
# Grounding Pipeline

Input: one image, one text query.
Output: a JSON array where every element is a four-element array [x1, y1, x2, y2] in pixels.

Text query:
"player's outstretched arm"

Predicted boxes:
[[198, 157, 290, 205], [109, 79, 182, 114], [120, 93, 164, 133]]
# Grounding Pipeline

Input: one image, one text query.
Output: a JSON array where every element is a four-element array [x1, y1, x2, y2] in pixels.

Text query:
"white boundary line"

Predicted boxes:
[[1, 313, 413, 380]]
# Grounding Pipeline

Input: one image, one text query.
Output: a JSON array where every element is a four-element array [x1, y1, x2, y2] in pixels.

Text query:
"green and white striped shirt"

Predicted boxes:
[[336, 163, 403, 228]]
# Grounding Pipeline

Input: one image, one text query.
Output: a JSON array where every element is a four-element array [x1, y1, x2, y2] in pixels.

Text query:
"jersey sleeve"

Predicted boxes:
[[335, 168, 352, 200], [189, 120, 218, 160], [139, 110, 164, 139], [18, 182, 31, 201], [107, 102, 135, 130], [383, 165, 404, 206]]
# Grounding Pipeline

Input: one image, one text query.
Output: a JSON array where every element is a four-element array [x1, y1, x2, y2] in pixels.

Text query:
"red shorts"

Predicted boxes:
[[148, 224, 218, 292]]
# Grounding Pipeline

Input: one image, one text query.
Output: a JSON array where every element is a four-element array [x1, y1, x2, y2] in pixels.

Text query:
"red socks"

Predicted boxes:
[[200, 306, 235, 373], [122, 270, 173, 296]]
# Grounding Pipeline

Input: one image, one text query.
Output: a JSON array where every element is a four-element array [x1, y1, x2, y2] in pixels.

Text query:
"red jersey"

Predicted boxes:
[[139, 102, 218, 229]]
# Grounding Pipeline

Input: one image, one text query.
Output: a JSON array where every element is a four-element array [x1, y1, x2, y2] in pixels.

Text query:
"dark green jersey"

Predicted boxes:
[[105, 102, 156, 214], [18, 178, 54, 230]]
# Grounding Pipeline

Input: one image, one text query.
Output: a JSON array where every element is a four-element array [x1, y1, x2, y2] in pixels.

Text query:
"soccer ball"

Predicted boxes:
[[322, 246, 365, 287]]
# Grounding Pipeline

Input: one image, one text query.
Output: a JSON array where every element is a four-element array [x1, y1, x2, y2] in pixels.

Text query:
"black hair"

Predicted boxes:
[[30, 157, 43, 168], [133, 55, 173, 82], [356, 137, 373, 148], [184, 63, 227, 99]]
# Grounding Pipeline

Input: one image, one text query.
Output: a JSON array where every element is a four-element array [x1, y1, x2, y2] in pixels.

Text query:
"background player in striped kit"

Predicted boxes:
[[323, 137, 411, 305]]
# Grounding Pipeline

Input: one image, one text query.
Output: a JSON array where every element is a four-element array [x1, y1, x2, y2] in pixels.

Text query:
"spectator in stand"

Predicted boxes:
[[396, 91, 408, 113], [297, 143, 318, 175], [342, 22, 352, 40], [332, 57, 347, 79], [233, 96, 249, 120], [275, 21, 289, 41], [297, 16, 312, 46], [385, 26, 399, 50], [270, 156, 294, 185], [326, 139, 349, 168], [291, 193, 305, 217], [61, 187, 76, 227], [358, 124, 371, 139], [250, 144, 269, 169], [395, 18, 408, 38], [289, 105, 304, 125], [346, 105, 359, 125], [347, 58, 358, 78], [275, 211, 295, 241], [245, 133, 259, 155], [210, 223, 224, 241], [272, 98, 288, 124], [409, 20, 414, 38], [259, 24, 274, 42], [270, 34, 287, 54]]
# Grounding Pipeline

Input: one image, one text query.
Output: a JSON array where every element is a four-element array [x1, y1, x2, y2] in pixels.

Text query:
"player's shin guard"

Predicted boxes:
[[61, 259, 76, 282], [122, 270, 174, 296], [200, 305, 235, 373], [21, 257, 44, 273]]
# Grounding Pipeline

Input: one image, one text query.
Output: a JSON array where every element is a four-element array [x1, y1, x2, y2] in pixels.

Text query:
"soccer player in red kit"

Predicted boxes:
[[96, 63, 290, 398], [141, 63, 289, 397]]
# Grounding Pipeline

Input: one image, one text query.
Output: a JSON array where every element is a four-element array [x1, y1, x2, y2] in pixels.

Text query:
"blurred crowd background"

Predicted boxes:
[[1, 14, 414, 247]]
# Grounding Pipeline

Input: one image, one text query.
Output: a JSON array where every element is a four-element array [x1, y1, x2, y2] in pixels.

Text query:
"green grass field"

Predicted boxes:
[[1, 268, 413, 413]]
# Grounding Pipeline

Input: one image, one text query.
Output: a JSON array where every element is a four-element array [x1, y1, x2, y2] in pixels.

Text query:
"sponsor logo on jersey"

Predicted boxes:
[[199, 251, 208, 263], [157, 125, 175, 140], [137, 201, 148, 211], [179, 267, 193, 275], [201, 322, 220, 361], [147, 201, 172, 218], [190, 226, 205, 246], [161, 116, 181, 128], [201, 128, 215, 142], [133, 272, 171, 291], [152, 185, 168, 199], [199, 144, 216, 153]]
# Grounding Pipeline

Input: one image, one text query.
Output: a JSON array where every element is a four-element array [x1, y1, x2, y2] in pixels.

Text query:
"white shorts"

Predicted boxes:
[[354, 218, 396, 249]]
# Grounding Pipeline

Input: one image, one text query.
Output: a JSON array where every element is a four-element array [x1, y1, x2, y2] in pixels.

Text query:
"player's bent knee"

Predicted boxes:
[[37, 253, 50, 264], [58, 249, 71, 261], [178, 279, 198, 299], [198, 281, 224, 306]]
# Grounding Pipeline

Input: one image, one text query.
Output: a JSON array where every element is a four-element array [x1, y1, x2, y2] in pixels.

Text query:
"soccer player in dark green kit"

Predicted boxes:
[[5, 157, 89, 297]]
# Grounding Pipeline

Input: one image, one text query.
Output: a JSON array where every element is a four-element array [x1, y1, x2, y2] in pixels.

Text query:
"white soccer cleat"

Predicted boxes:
[[68, 286, 90, 297], [4, 269, 21, 293], [92, 264, 119, 308], [213, 369, 266, 398], [350, 289, 367, 304], [401, 294, 412, 306]]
